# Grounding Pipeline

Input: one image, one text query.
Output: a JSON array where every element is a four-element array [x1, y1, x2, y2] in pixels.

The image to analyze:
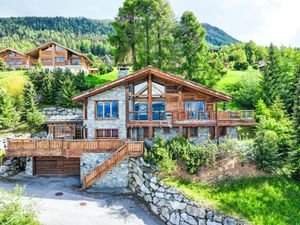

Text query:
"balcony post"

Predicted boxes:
[[148, 74, 152, 121], [215, 103, 219, 143]]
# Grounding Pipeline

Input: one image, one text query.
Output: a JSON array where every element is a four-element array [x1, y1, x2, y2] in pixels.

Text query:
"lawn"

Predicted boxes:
[[214, 69, 261, 92], [0, 70, 28, 97], [164, 176, 300, 225], [85, 68, 119, 87]]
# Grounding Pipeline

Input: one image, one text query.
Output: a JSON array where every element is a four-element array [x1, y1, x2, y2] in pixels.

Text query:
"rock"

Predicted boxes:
[[198, 219, 206, 225], [223, 217, 237, 225], [165, 194, 172, 200], [158, 187, 166, 192], [3, 159, 12, 166], [141, 184, 151, 194], [173, 194, 183, 201], [186, 205, 206, 218], [155, 192, 164, 198], [170, 201, 187, 211], [150, 176, 157, 183], [181, 213, 197, 225], [213, 214, 223, 223], [0, 172, 9, 177], [169, 212, 180, 225], [206, 210, 214, 221], [133, 173, 144, 187], [157, 199, 166, 207], [161, 207, 170, 220], [144, 194, 152, 203], [150, 182, 158, 191], [168, 187, 180, 194], [150, 203, 159, 215], [0, 165, 9, 174], [207, 221, 222, 225]]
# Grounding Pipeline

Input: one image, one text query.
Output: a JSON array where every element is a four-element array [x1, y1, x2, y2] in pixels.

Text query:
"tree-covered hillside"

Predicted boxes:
[[202, 23, 239, 46], [0, 17, 238, 57]]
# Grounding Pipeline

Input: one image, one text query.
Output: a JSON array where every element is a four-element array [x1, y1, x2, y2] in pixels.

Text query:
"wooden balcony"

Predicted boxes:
[[128, 110, 255, 127], [6, 139, 144, 158]]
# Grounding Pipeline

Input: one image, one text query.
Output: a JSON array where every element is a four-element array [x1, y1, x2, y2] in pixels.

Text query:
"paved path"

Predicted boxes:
[[0, 175, 163, 225]]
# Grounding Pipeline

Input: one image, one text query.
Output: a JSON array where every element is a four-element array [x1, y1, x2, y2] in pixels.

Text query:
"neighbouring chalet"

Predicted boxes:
[[6, 67, 255, 190], [26, 41, 93, 74], [0, 48, 30, 69]]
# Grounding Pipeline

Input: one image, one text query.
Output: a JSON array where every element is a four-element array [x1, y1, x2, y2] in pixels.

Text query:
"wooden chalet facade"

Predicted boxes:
[[6, 67, 254, 189], [0, 48, 30, 69], [26, 41, 92, 74]]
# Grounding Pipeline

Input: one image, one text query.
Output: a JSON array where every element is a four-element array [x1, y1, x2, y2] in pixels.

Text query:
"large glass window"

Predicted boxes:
[[44, 46, 52, 51], [184, 101, 205, 111], [96, 101, 119, 119], [41, 59, 53, 63], [56, 46, 65, 51], [152, 101, 166, 120], [133, 102, 148, 120]]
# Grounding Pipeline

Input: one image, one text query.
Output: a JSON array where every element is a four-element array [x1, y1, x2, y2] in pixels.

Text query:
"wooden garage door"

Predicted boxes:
[[34, 157, 80, 175]]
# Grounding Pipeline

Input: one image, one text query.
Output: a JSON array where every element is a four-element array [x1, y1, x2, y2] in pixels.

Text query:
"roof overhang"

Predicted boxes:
[[0, 48, 27, 57], [72, 67, 232, 103]]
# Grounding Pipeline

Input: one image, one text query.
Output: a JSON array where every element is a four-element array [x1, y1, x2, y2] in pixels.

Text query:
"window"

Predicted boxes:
[[42, 59, 52, 63], [8, 52, 18, 57], [96, 101, 119, 119], [95, 129, 119, 139], [152, 101, 166, 120], [163, 127, 171, 134], [184, 101, 205, 111], [182, 127, 198, 138], [7, 61, 14, 65], [56, 46, 65, 51], [133, 102, 148, 120], [55, 57, 66, 62], [15, 61, 22, 65], [190, 127, 198, 137]]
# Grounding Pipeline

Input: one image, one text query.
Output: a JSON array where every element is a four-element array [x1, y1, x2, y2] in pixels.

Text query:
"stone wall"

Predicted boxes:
[[40, 106, 83, 118], [226, 127, 238, 139], [154, 128, 179, 140], [128, 158, 246, 225], [84, 85, 126, 139], [80, 153, 129, 190], [189, 127, 211, 144], [0, 157, 26, 177]]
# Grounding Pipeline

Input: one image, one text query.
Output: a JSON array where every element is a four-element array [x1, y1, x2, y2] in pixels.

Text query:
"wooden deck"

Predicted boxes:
[[6, 139, 144, 158]]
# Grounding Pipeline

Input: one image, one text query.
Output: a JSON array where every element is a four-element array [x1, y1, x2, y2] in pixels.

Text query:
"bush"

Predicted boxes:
[[27, 110, 46, 130], [233, 61, 249, 71], [0, 149, 5, 164], [0, 186, 40, 225]]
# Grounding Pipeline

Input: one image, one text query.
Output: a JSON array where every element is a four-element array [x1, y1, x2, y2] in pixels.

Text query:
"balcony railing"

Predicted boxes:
[[129, 111, 168, 121]]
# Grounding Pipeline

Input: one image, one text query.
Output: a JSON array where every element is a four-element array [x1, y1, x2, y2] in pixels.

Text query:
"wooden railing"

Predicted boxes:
[[6, 139, 144, 158], [81, 144, 128, 190], [173, 110, 254, 121]]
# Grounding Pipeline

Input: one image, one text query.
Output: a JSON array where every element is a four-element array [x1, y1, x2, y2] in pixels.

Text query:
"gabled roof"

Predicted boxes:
[[72, 67, 233, 102], [0, 48, 27, 57], [26, 41, 93, 65]]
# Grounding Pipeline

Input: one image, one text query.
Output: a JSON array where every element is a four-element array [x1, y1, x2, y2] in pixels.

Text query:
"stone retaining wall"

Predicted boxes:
[[80, 153, 129, 190], [40, 106, 83, 117], [128, 157, 246, 225]]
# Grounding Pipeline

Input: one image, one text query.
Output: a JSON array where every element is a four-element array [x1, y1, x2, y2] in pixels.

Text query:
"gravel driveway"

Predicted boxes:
[[0, 175, 163, 225]]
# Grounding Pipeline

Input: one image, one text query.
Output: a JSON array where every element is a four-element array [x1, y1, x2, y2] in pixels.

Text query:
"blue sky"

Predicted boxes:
[[0, 0, 299, 46]]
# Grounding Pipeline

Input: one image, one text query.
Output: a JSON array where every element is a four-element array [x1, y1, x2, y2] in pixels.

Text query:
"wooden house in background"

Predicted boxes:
[[26, 41, 93, 74], [0, 48, 30, 69]]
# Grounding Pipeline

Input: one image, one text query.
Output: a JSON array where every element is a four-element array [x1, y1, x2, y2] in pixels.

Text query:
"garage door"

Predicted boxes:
[[34, 157, 80, 175]]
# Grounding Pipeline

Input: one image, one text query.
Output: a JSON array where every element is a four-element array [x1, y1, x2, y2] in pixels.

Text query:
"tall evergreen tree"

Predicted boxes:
[[41, 73, 55, 105], [0, 88, 19, 129], [59, 79, 78, 107], [175, 11, 208, 83], [22, 82, 37, 119], [294, 62, 300, 144], [0, 58, 6, 71], [260, 44, 282, 106]]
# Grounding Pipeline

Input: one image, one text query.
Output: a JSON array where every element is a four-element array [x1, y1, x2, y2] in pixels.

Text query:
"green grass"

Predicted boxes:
[[0, 70, 28, 97], [214, 69, 261, 92], [85, 68, 118, 87], [165, 176, 300, 225]]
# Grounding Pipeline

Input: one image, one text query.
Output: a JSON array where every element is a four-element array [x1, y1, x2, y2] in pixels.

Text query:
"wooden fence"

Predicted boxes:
[[6, 139, 144, 158]]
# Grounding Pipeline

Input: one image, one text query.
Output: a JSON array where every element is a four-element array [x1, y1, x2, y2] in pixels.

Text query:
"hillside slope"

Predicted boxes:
[[0, 17, 238, 54]]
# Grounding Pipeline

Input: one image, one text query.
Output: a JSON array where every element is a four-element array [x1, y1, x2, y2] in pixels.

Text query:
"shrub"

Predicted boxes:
[[233, 61, 249, 71], [0, 149, 5, 164], [0, 186, 40, 225], [27, 110, 46, 130], [0, 88, 20, 129]]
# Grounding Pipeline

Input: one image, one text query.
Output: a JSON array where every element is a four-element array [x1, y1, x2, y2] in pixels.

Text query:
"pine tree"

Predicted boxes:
[[260, 44, 282, 106], [0, 88, 19, 129], [41, 73, 55, 105], [22, 82, 37, 119], [60, 79, 78, 107], [294, 63, 300, 144], [176, 11, 208, 83], [0, 58, 6, 71]]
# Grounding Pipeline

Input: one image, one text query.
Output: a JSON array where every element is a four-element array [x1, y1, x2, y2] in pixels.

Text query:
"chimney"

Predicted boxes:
[[118, 64, 130, 78]]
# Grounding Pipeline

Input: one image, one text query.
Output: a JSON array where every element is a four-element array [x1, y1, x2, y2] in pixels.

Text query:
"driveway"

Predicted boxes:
[[0, 175, 163, 225]]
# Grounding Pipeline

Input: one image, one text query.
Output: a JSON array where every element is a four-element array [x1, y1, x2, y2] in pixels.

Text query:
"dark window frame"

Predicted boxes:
[[95, 129, 119, 139], [95, 100, 119, 120]]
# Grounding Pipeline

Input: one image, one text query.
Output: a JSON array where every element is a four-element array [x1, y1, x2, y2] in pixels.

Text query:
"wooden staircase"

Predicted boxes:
[[81, 144, 129, 190]]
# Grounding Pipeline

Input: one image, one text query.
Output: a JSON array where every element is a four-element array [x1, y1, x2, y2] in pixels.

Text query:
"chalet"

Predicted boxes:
[[26, 41, 93, 74], [6, 67, 254, 190], [0, 48, 30, 69]]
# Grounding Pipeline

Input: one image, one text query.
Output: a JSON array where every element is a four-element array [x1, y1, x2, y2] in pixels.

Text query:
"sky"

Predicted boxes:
[[0, 0, 299, 47]]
